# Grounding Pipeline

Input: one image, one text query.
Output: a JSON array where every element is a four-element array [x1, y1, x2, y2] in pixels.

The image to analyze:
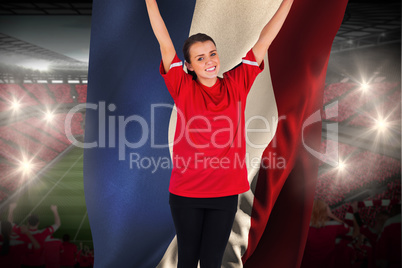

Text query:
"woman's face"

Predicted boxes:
[[186, 40, 220, 84]]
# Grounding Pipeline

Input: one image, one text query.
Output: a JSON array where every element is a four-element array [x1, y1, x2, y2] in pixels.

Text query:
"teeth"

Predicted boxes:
[[206, 66, 216, 71]]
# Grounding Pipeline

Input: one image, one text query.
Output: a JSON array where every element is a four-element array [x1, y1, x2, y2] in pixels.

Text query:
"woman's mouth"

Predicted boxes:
[[205, 66, 216, 72]]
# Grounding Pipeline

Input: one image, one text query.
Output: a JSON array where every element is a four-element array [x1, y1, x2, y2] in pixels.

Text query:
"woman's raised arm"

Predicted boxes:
[[145, 0, 176, 73], [252, 0, 294, 66]]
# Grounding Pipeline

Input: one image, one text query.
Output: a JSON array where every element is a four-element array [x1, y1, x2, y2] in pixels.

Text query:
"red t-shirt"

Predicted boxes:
[[160, 49, 264, 197], [60, 241, 77, 266], [43, 236, 63, 268], [14, 224, 59, 266], [301, 221, 349, 268]]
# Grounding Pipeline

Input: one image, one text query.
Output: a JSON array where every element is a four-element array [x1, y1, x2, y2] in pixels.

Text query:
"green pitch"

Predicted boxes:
[[1, 146, 92, 248]]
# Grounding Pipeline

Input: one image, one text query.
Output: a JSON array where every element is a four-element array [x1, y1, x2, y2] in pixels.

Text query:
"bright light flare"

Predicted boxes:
[[10, 100, 21, 111], [337, 160, 346, 171], [375, 117, 388, 132], [360, 83, 370, 92], [19, 158, 34, 175], [44, 110, 55, 122]]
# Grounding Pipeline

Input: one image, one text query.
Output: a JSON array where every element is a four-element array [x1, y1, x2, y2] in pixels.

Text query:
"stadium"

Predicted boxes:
[[0, 0, 400, 267]]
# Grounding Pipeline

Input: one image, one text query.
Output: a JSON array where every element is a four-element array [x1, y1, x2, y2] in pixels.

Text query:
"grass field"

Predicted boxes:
[[0, 146, 92, 247]]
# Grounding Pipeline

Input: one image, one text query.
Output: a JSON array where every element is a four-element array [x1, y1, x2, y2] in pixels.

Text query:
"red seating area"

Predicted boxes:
[[52, 113, 84, 137], [365, 82, 399, 96], [0, 125, 59, 162], [0, 139, 22, 162], [0, 83, 89, 110], [332, 180, 400, 227], [348, 89, 401, 128], [12, 120, 69, 153], [0, 83, 86, 199], [23, 83, 55, 105], [323, 82, 400, 123], [323, 82, 356, 104], [324, 90, 370, 122], [0, 111, 84, 198], [48, 84, 74, 103], [318, 140, 356, 166], [0, 99, 9, 112], [359, 182, 401, 227], [315, 150, 400, 205], [0, 112, 83, 163], [75, 84, 87, 103], [0, 84, 39, 109], [27, 117, 73, 145]]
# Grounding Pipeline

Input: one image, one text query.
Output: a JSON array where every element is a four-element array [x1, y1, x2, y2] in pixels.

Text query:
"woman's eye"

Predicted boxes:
[[211, 53, 216, 56], [197, 57, 203, 61]]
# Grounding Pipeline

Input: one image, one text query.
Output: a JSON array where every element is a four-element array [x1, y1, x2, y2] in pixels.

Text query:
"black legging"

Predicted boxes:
[[170, 206, 237, 268]]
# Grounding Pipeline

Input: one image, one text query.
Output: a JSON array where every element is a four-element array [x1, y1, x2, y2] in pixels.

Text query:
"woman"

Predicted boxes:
[[145, 0, 293, 267]]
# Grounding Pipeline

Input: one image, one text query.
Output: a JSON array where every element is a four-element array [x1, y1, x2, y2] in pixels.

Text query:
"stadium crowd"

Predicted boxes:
[[0, 203, 94, 268], [301, 199, 401, 268]]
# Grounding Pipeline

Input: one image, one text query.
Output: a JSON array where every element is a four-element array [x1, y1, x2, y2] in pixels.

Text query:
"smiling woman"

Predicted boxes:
[[145, 0, 294, 267], [182, 33, 220, 86]]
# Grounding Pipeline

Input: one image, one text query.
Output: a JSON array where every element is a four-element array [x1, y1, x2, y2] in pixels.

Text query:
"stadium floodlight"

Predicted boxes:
[[337, 160, 346, 171], [375, 117, 388, 132], [45, 110, 55, 122], [11, 100, 21, 111], [52, 80, 63, 84], [68, 80, 80, 84], [19, 159, 33, 175], [360, 83, 369, 92], [82, 80, 88, 84], [37, 80, 48, 83]]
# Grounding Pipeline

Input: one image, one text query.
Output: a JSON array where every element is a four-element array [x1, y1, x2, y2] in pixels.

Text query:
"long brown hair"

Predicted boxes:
[[310, 199, 328, 228]]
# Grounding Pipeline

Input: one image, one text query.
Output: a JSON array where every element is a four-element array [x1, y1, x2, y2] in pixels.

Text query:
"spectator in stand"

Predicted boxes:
[[301, 199, 355, 268], [60, 234, 77, 268], [76, 242, 92, 268], [376, 204, 401, 268], [351, 201, 388, 268], [44, 235, 63, 268], [0, 221, 40, 268], [8, 202, 61, 268], [351, 201, 389, 248]]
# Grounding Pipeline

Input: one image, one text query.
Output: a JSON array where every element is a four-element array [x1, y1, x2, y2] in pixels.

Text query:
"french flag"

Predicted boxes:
[[84, 0, 348, 267]]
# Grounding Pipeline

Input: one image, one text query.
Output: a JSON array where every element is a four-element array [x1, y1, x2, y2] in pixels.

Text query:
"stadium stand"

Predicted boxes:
[[48, 84, 74, 104], [75, 84, 88, 103], [23, 83, 56, 105], [0, 84, 39, 108], [323, 81, 400, 123], [318, 139, 357, 166], [316, 149, 400, 206], [323, 82, 356, 105], [27, 117, 73, 145], [11, 121, 69, 153], [348, 88, 401, 127]]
